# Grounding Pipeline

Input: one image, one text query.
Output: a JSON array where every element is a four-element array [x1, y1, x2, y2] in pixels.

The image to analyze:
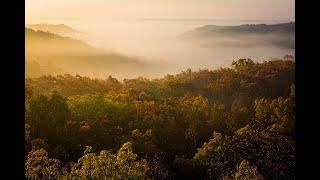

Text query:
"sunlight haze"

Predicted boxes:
[[25, 0, 295, 79], [26, 0, 294, 21]]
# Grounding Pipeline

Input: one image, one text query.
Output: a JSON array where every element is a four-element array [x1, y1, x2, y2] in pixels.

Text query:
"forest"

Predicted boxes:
[[25, 58, 295, 179]]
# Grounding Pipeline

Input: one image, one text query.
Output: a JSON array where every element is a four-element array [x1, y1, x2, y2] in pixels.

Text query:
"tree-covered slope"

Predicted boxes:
[[26, 28, 167, 79], [179, 22, 295, 49]]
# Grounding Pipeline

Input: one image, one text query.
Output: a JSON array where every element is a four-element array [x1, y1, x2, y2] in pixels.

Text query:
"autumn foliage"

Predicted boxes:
[[25, 59, 295, 179]]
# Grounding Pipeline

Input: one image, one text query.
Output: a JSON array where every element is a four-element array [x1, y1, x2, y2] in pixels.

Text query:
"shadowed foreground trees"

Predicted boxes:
[[223, 160, 264, 180]]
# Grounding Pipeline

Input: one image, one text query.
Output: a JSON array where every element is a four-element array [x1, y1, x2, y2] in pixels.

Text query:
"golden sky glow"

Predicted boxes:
[[26, 0, 294, 21]]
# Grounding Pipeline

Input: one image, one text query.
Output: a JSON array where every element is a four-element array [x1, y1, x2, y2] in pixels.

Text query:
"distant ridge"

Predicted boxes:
[[26, 28, 96, 55], [179, 22, 295, 49], [26, 28, 167, 79], [182, 22, 294, 36]]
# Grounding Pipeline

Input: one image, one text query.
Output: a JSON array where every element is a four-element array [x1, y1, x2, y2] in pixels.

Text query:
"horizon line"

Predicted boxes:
[[26, 17, 294, 22]]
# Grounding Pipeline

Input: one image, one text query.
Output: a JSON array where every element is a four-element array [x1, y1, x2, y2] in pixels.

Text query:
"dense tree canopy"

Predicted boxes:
[[25, 59, 295, 179]]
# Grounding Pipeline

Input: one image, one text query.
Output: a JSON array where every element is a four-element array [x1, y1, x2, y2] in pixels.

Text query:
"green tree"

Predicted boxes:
[[65, 142, 148, 179], [231, 58, 255, 72]]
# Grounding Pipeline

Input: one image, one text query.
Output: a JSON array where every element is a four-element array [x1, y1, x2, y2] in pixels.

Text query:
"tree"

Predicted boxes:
[[48, 91, 70, 127], [254, 97, 294, 137], [25, 148, 61, 179], [179, 93, 211, 151], [283, 54, 294, 61], [231, 58, 255, 72], [208, 104, 231, 134], [223, 160, 264, 180], [65, 142, 148, 179], [26, 91, 70, 144], [228, 99, 253, 131]]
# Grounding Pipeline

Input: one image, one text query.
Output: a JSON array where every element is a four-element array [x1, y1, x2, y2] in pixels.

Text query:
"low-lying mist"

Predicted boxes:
[[26, 19, 294, 80]]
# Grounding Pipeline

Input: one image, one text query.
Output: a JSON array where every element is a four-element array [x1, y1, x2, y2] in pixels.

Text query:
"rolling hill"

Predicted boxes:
[[179, 22, 295, 49], [26, 28, 167, 79]]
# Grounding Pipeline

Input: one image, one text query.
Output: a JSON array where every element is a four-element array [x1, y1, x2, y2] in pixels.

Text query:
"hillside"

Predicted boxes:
[[26, 28, 99, 55], [26, 28, 168, 79], [179, 22, 295, 49], [26, 23, 81, 36]]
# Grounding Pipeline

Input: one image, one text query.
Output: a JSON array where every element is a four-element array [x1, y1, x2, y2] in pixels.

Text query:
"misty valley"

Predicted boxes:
[[26, 22, 294, 80], [25, 21, 295, 179]]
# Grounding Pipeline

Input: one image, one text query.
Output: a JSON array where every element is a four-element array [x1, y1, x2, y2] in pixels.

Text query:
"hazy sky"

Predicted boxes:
[[26, 0, 294, 21]]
